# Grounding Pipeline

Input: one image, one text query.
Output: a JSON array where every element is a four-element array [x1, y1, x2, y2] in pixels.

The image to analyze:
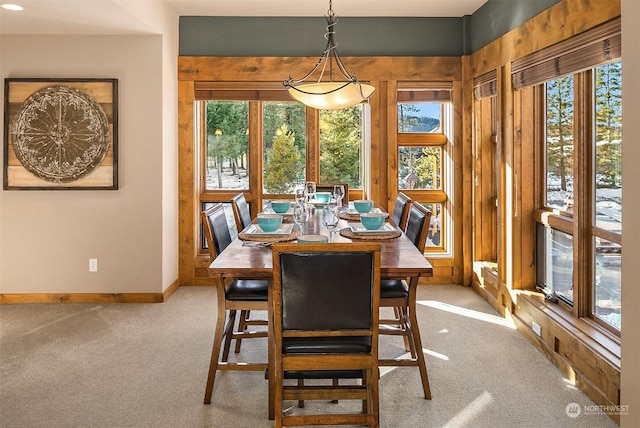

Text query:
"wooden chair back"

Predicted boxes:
[[230, 192, 252, 232], [201, 203, 232, 260], [390, 192, 412, 229], [271, 242, 381, 427], [404, 201, 432, 252]]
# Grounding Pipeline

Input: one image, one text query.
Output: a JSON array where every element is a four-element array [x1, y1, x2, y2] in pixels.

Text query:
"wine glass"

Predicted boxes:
[[333, 185, 345, 206], [294, 186, 306, 206], [305, 181, 316, 202], [322, 205, 339, 233], [293, 205, 308, 232]]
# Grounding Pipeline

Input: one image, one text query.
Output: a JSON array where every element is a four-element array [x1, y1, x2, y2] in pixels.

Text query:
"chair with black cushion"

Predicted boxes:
[[201, 203, 269, 405], [231, 192, 253, 232], [379, 201, 432, 400], [230, 192, 263, 352], [271, 242, 381, 428], [315, 183, 349, 206], [390, 192, 412, 229]]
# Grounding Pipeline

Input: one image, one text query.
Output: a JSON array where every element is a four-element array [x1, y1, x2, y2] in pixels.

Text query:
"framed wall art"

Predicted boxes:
[[3, 78, 118, 190]]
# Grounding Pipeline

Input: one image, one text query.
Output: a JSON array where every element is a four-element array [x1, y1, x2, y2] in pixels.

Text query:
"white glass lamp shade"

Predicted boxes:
[[287, 81, 375, 110]]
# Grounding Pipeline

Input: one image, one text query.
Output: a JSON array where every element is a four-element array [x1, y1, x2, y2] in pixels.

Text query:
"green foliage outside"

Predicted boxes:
[[204, 100, 364, 192], [206, 101, 249, 188], [264, 124, 303, 193], [595, 61, 622, 189], [319, 107, 362, 188], [546, 75, 574, 192], [262, 102, 306, 193], [398, 147, 441, 190]]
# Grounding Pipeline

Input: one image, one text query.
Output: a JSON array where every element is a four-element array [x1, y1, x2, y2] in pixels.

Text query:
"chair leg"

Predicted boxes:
[[331, 379, 339, 403], [204, 305, 228, 404], [398, 306, 412, 352], [400, 307, 416, 357], [234, 310, 250, 353], [297, 379, 305, 408], [406, 281, 432, 400], [221, 310, 238, 362]]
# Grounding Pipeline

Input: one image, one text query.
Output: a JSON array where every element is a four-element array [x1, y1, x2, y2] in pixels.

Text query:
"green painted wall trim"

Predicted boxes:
[[179, 1, 561, 56]]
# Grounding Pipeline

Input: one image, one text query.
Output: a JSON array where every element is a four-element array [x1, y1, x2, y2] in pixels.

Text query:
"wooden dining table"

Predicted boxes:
[[207, 204, 433, 419]]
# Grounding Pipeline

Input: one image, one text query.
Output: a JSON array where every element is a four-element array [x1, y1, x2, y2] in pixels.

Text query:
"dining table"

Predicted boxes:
[[207, 202, 433, 419]]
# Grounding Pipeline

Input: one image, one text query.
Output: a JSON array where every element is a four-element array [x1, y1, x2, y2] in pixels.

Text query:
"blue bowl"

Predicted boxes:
[[297, 234, 329, 243], [256, 214, 283, 233], [270, 200, 291, 214], [360, 212, 385, 230], [315, 192, 331, 204], [353, 199, 374, 213]]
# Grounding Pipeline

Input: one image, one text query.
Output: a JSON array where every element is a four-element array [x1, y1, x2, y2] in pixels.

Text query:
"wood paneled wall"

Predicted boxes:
[[178, 56, 465, 286], [469, 0, 621, 423]]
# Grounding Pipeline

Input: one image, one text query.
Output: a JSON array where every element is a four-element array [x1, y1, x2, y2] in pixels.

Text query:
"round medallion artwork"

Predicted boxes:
[[12, 85, 111, 183]]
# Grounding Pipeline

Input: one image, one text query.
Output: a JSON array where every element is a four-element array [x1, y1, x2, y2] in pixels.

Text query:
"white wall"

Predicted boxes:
[[0, 34, 174, 294], [160, 9, 179, 293], [620, 0, 640, 425]]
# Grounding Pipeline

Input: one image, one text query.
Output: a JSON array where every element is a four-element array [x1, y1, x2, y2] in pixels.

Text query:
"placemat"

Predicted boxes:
[[339, 209, 390, 222], [238, 228, 301, 243], [339, 227, 401, 240], [339, 212, 361, 221]]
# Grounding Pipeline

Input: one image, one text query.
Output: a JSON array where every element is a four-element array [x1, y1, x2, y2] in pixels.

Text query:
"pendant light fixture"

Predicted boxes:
[[283, 0, 375, 110]]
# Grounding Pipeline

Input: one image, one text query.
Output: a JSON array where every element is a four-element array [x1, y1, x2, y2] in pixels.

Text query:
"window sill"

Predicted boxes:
[[516, 289, 620, 370]]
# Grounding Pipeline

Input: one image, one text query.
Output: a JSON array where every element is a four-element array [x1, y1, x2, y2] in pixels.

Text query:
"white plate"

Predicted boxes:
[[244, 223, 294, 237], [309, 199, 328, 207], [347, 222, 397, 234], [347, 207, 388, 217]]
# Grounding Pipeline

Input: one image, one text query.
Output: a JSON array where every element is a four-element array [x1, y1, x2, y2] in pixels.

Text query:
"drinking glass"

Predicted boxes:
[[293, 205, 308, 232], [333, 185, 345, 206], [305, 181, 316, 202]]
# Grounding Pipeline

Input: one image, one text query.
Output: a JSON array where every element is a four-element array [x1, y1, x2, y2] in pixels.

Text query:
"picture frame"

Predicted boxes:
[[3, 78, 118, 190]]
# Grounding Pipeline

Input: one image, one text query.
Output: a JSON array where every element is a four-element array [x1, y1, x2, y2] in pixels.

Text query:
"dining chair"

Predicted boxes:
[[271, 242, 381, 428], [390, 192, 412, 230], [230, 192, 262, 351], [231, 192, 253, 231], [201, 203, 269, 405], [379, 200, 432, 400], [315, 183, 349, 206]]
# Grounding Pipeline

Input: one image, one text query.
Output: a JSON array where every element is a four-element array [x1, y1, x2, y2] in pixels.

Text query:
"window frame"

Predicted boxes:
[[532, 64, 622, 336], [395, 84, 454, 255], [196, 87, 369, 254]]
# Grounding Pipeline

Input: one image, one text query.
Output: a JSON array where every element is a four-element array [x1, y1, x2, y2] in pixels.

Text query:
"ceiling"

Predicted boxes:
[[0, 0, 489, 35]]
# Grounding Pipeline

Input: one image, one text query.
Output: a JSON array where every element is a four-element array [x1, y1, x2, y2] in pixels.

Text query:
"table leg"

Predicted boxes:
[[268, 282, 275, 420]]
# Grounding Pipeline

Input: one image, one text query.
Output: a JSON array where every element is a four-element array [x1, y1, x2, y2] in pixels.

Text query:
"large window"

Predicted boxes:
[[199, 90, 367, 250], [396, 85, 453, 252], [204, 101, 249, 191], [517, 20, 622, 332]]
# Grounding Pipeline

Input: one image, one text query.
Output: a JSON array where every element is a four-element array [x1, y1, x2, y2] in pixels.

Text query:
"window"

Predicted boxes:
[[197, 86, 368, 252], [319, 106, 363, 189], [592, 61, 622, 329], [262, 102, 306, 194], [204, 101, 249, 190], [516, 19, 622, 332], [396, 84, 453, 252], [545, 76, 574, 212]]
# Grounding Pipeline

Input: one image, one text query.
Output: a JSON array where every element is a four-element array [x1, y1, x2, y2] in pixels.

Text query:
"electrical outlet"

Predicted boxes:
[[89, 258, 98, 272], [532, 320, 541, 337]]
